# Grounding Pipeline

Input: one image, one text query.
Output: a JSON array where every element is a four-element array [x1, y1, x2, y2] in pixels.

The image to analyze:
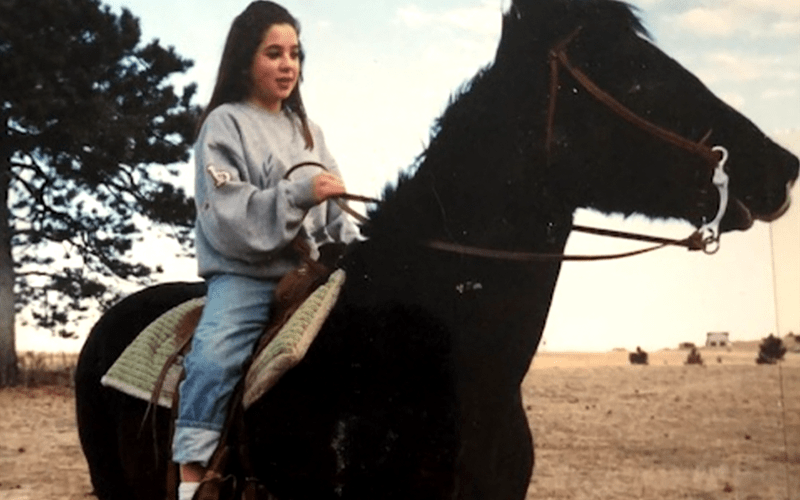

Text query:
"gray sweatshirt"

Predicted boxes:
[[194, 102, 360, 280]]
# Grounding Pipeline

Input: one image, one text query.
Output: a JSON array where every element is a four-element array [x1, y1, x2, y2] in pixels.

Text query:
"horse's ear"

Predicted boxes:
[[508, 0, 564, 19], [501, 0, 574, 41], [496, 0, 555, 68], [508, 0, 523, 20], [507, 0, 539, 21]]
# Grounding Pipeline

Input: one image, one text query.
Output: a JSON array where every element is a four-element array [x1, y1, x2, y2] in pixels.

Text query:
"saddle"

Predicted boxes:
[[101, 239, 347, 500]]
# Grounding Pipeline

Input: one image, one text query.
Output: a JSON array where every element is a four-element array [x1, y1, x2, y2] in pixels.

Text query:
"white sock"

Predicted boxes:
[[178, 482, 200, 500]]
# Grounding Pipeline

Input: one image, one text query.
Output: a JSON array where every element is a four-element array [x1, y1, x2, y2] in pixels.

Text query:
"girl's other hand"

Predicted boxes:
[[312, 172, 346, 203]]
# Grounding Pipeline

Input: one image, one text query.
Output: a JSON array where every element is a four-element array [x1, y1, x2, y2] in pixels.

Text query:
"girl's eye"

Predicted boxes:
[[264, 48, 299, 61]]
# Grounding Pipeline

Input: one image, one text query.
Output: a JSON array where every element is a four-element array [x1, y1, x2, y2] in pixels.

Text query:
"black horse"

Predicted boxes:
[[75, 0, 799, 499]]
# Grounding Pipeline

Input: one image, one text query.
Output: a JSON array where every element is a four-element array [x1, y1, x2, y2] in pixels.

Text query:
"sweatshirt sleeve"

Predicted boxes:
[[194, 110, 319, 263]]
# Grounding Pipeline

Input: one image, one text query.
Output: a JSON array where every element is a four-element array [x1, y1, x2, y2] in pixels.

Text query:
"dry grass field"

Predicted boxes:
[[0, 346, 797, 500], [525, 347, 799, 500]]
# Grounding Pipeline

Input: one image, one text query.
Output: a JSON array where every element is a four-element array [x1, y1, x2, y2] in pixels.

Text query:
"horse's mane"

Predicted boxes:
[[363, 0, 649, 241]]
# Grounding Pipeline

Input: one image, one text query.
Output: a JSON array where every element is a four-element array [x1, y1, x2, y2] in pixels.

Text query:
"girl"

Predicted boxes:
[[173, 2, 360, 498]]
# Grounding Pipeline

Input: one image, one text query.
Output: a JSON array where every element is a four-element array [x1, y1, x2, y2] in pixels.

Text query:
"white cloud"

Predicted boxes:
[[397, 5, 435, 28], [628, 0, 664, 7], [695, 52, 764, 83], [691, 50, 798, 89], [734, 0, 800, 17], [677, 7, 741, 37], [778, 68, 800, 82], [773, 128, 800, 154], [671, 1, 799, 38], [443, 4, 504, 36], [761, 88, 798, 99], [720, 91, 747, 109], [397, 2, 503, 36], [773, 19, 800, 36]]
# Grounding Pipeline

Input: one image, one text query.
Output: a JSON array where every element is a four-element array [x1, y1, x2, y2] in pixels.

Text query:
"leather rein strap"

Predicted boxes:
[[287, 160, 708, 262], [284, 161, 376, 224]]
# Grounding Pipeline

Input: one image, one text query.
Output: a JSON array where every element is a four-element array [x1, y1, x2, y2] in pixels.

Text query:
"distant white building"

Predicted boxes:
[[705, 332, 730, 348], [785, 333, 800, 353]]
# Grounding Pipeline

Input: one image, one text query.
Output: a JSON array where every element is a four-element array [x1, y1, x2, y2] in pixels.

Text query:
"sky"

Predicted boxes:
[[17, 0, 800, 353]]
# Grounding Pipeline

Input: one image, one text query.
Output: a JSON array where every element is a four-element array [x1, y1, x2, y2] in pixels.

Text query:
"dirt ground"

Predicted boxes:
[[0, 385, 92, 500], [1, 347, 798, 500]]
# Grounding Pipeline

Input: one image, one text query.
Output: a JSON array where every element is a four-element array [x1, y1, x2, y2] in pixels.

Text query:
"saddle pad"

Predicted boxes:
[[100, 269, 346, 410], [243, 269, 345, 409], [101, 297, 206, 408]]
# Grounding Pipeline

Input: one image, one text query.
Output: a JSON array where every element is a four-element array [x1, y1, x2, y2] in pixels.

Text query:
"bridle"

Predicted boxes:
[[543, 27, 730, 258], [289, 28, 732, 261], [546, 28, 723, 165]]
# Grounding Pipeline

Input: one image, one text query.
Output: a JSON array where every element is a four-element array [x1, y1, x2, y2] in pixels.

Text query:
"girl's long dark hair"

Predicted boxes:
[[196, 1, 314, 149]]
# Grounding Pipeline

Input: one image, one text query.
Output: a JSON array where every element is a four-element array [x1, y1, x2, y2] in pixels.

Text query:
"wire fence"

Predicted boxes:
[[16, 351, 79, 388]]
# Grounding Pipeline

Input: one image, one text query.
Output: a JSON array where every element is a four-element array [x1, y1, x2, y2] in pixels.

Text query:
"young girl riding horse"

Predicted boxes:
[[173, 3, 360, 498]]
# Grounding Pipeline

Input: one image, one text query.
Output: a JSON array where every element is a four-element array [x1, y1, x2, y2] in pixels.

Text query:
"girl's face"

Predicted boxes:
[[249, 23, 300, 112]]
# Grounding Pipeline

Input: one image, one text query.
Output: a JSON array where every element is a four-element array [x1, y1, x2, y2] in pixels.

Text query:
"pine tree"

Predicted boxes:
[[0, 0, 200, 385]]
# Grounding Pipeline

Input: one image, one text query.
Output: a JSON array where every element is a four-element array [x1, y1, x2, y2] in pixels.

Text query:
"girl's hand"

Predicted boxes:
[[312, 172, 346, 203]]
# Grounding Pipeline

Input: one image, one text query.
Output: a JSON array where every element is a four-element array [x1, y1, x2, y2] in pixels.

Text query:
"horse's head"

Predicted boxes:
[[369, 0, 797, 251], [501, 0, 798, 232]]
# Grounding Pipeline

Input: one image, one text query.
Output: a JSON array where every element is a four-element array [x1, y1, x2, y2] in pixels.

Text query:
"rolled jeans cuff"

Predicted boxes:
[[172, 425, 222, 467]]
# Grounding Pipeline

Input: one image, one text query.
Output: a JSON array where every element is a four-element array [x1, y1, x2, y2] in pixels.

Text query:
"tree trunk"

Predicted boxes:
[[0, 146, 18, 387]]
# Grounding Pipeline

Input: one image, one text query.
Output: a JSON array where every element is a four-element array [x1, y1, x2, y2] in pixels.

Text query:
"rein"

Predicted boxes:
[[287, 28, 734, 262], [284, 161, 378, 223]]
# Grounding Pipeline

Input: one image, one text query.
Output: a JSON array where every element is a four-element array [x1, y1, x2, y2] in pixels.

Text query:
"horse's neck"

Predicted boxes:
[[344, 218, 570, 384], [353, 85, 574, 380]]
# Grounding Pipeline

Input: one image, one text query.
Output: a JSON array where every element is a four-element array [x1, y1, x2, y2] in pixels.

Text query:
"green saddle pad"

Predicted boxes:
[[243, 269, 345, 409], [100, 270, 346, 410], [100, 297, 205, 408]]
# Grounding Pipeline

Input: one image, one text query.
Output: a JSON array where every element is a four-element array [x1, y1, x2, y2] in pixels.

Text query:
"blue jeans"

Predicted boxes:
[[172, 274, 276, 466]]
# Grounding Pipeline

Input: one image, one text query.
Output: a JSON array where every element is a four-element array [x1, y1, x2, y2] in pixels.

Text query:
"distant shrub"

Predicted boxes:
[[679, 342, 696, 350], [629, 347, 648, 365], [685, 347, 703, 366], [756, 334, 786, 365]]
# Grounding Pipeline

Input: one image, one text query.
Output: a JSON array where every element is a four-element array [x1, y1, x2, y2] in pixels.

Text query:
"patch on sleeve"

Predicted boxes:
[[207, 164, 232, 188]]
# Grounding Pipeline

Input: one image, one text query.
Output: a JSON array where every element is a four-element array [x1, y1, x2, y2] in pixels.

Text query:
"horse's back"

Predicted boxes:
[[76, 281, 206, 378], [75, 281, 206, 500]]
